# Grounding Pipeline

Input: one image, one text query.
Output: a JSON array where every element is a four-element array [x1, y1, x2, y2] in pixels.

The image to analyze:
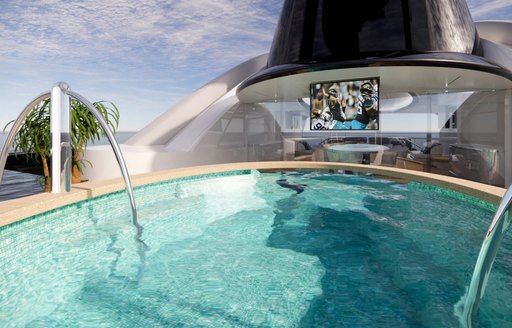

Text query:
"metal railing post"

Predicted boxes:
[[67, 90, 140, 234], [457, 184, 512, 327], [1, 83, 139, 236], [50, 82, 71, 193]]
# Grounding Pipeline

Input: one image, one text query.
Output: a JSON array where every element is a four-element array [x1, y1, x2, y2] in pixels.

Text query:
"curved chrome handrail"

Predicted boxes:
[[0, 92, 51, 185], [66, 91, 141, 237], [458, 184, 512, 327], [0, 88, 140, 239]]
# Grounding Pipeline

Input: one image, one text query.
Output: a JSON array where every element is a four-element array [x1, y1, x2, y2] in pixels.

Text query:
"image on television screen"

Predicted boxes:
[[310, 77, 379, 130]]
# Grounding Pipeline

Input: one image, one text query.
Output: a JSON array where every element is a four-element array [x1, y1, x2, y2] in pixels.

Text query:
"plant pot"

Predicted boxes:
[[72, 165, 82, 184]]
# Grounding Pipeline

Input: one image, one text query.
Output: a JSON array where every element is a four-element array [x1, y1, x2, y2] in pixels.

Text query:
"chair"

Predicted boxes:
[[371, 151, 398, 167], [395, 157, 425, 171]]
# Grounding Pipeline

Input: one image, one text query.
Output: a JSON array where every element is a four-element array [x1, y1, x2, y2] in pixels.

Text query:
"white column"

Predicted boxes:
[[50, 82, 71, 193]]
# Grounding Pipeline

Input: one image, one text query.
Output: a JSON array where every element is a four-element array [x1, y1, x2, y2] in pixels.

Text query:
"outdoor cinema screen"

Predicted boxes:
[[310, 77, 379, 130]]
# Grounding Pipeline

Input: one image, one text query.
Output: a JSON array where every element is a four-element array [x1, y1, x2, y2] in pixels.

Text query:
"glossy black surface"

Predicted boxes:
[[239, 53, 512, 92], [268, 0, 479, 67]]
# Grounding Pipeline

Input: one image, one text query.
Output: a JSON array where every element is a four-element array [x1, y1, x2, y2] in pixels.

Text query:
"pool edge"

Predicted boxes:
[[0, 161, 506, 228]]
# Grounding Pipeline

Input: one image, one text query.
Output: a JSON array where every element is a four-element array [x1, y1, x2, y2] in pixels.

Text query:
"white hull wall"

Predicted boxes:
[[82, 144, 248, 181]]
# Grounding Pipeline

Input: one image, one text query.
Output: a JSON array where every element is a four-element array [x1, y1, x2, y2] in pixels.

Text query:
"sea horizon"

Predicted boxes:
[[0, 131, 137, 152]]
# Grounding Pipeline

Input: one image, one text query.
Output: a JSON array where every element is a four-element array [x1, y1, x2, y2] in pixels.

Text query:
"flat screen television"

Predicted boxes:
[[310, 77, 379, 130]]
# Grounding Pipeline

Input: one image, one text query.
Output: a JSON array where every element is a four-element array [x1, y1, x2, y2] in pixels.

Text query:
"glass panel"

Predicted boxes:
[[450, 90, 507, 186], [194, 84, 511, 188]]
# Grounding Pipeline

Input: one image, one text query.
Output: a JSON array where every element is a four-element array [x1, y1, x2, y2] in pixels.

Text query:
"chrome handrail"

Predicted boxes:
[[67, 90, 141, 237], [0, 86, 141, 240], [458, 184, 512, 327], [0, 92, 51, 185]]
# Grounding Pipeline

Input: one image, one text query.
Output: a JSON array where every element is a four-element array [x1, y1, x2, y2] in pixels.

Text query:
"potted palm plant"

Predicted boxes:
[[69, 100, 120, 183], [4, 98, 120, 190], [5, 99, 52, 191]]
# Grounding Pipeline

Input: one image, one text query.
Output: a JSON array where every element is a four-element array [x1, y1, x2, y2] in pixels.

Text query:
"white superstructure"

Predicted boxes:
[[83, 19, 512, 187]]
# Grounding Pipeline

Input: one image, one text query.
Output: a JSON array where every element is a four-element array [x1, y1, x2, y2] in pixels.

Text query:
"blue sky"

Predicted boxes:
[[0, 0, 510, 131]]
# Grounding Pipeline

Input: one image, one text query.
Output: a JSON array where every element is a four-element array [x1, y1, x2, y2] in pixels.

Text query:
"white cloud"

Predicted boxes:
[[0, 0, 281, 72], [0, 0, 283, 130], [466, 0, 512, 20]]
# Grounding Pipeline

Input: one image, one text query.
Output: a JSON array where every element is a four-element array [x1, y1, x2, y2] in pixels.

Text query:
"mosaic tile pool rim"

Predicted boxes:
[[0, 161, 506, 228]]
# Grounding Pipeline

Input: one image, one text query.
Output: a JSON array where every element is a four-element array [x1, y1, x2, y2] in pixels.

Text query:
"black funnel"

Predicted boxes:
[[268, 0, 480, 67]]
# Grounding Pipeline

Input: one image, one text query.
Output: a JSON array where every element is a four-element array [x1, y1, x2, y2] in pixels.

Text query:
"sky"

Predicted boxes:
[[0, 0, 510, 132]]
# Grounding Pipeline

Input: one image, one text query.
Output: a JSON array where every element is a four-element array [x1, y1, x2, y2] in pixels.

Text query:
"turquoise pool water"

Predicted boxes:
[[0, 170, 511, 327]]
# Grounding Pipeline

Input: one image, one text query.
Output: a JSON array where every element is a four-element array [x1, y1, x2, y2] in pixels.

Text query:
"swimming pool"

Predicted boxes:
[[0, 170, 511, 327]]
